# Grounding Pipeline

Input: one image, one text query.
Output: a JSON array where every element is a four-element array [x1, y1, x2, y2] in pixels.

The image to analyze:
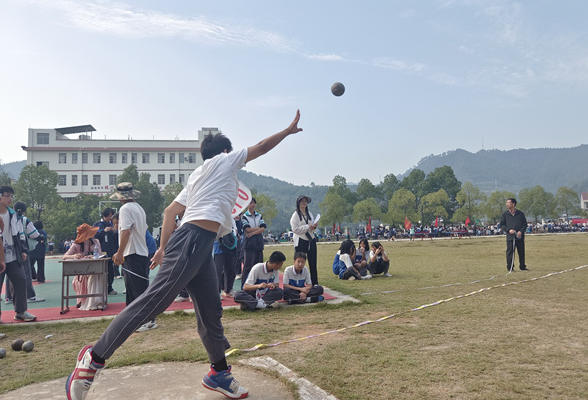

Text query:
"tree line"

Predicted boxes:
[[2, 163, 586, 241], [319, 167, 586, 229]]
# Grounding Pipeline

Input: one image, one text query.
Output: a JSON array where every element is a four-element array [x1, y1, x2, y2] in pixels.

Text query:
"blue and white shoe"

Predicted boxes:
[[202, 365, 248, 399], [66, 345, 104, 400]]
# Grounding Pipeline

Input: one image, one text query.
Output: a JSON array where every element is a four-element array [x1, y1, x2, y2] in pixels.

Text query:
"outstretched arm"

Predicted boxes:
[[246, 110, 302, 163]]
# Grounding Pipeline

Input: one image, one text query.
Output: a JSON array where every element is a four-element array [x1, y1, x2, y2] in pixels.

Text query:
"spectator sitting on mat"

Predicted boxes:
[[283, 252, 323, 304], [234, 250, 285, 311]]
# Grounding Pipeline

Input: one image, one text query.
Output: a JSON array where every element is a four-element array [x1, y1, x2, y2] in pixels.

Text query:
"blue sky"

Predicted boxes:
[[1, 0, 587, 186]]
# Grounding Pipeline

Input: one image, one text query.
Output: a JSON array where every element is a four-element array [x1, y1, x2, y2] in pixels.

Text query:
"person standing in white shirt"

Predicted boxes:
[[67, 110, 303, 400], [110, 182, 155, 332]]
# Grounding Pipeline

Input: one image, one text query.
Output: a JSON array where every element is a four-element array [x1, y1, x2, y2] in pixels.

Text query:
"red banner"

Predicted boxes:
[[404, 217, 411, 230]]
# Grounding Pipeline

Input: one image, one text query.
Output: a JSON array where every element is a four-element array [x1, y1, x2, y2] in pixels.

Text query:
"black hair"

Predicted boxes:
[[102, 207, 115, 218], [293, 251, 307, 261], [34, 220, 43, 230], [0, 186, 14, 195], [201, 132, 233, 161], [250, 197, 257, 204], [296, 197, 310, 221], [372, 241, 382, 249], [14, 201, 26, 215], [507, 198, 517, 206], [112, 212, 119, 221], [339, 239, 355, 255], [268, 251, 286, 264], [359, 238, 369, 250]]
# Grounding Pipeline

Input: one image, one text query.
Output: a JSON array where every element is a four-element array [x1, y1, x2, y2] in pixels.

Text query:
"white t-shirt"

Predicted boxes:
[[119, 201, 148, 257], [175, 148, 247, 237], [283, 265, 311, 288], [245, 262, 280, 286]]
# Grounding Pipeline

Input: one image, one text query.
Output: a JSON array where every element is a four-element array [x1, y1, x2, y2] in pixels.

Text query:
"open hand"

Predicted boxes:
[[287, 110, 303, 135]]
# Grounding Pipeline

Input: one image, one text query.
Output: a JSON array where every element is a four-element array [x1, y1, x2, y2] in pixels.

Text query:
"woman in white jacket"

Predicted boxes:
[[290, 195, 319, 285]]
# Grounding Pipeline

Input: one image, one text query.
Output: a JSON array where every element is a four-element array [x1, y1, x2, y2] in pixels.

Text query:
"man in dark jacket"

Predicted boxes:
[[30, 220, 47, 283], [93, 208, 118, 295], [500, 198, 529, 272]]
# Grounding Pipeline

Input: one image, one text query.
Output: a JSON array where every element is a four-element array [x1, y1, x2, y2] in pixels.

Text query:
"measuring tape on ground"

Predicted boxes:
[[225, 265, 587, 357]]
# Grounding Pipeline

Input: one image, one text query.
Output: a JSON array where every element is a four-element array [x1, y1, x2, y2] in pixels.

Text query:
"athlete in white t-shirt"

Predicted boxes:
[[67, 110, 303, 400]]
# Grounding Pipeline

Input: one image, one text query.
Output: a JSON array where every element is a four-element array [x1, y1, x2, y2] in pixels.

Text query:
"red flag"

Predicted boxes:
[[404, 217, 412, 230], [434, 217, 439, 228], [337, 224, 340, 232], [465, 216, 471, 226], [367, 217, 372, 232]]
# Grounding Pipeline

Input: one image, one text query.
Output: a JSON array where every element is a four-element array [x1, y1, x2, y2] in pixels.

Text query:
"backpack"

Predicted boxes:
[[332, 253, 340, 275]]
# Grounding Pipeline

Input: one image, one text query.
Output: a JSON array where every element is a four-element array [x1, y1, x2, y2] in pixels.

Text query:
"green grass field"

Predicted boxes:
[[1, 233, 587, 399]]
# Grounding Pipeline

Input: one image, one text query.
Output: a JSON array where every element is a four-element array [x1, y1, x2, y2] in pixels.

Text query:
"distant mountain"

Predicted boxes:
[[402, 145, 588, 194], [237, 170, 329, 233], [0, 160, 26, 179]]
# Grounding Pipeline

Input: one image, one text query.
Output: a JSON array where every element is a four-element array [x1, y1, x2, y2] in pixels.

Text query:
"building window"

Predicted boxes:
[[142, 153, 150, 164], [122, 153, 128, 164], [169, 153, 175, 164], [37, 132, 49, 144], [58, 175, 67, 186], [93, 175, 101, 185], [82, 153, 88, 164], [109, 153, 117, 164], [188, 153, 196, 163], [170, 174, 175, 184], [93, 153, 101, 164], [36, 161, 49, 167], [179, 174, 185, 184], [179, 153, 184, 163], [158, 153, 165, 163], [109, 175, 117, 185], [72, 153, 78, 164], [72, 175, 78, 186], [59, 153, 67, 164], [157, 174, 165, 185], [82, 175, 88, 186], [131, 153, 137, 164]]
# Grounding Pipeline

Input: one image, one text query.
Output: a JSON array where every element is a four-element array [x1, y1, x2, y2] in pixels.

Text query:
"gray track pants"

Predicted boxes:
[[93, 223, 230, 363]]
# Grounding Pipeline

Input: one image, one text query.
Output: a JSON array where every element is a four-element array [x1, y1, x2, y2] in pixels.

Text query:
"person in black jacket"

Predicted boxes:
[[500, 198, 529, 272], [93, 208, 118, 295], [30, 220, 47, 283]]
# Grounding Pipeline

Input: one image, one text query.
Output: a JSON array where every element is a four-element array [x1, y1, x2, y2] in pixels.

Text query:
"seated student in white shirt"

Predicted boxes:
[[234, 251, 285, 311], [367, 241, 391, 277], [283, 252, 324, 304]]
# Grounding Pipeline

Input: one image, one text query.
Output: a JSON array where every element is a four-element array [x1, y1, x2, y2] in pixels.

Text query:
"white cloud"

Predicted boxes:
[[33, 0, 298, 52], [306, 54, 344, 61]]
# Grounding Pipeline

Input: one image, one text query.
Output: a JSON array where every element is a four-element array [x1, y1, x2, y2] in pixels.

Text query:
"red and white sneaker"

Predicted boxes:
[[66, 345, 104, 400]]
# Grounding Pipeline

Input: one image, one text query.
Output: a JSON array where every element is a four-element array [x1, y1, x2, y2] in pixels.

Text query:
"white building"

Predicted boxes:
[[22, 124, 219, 199]]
